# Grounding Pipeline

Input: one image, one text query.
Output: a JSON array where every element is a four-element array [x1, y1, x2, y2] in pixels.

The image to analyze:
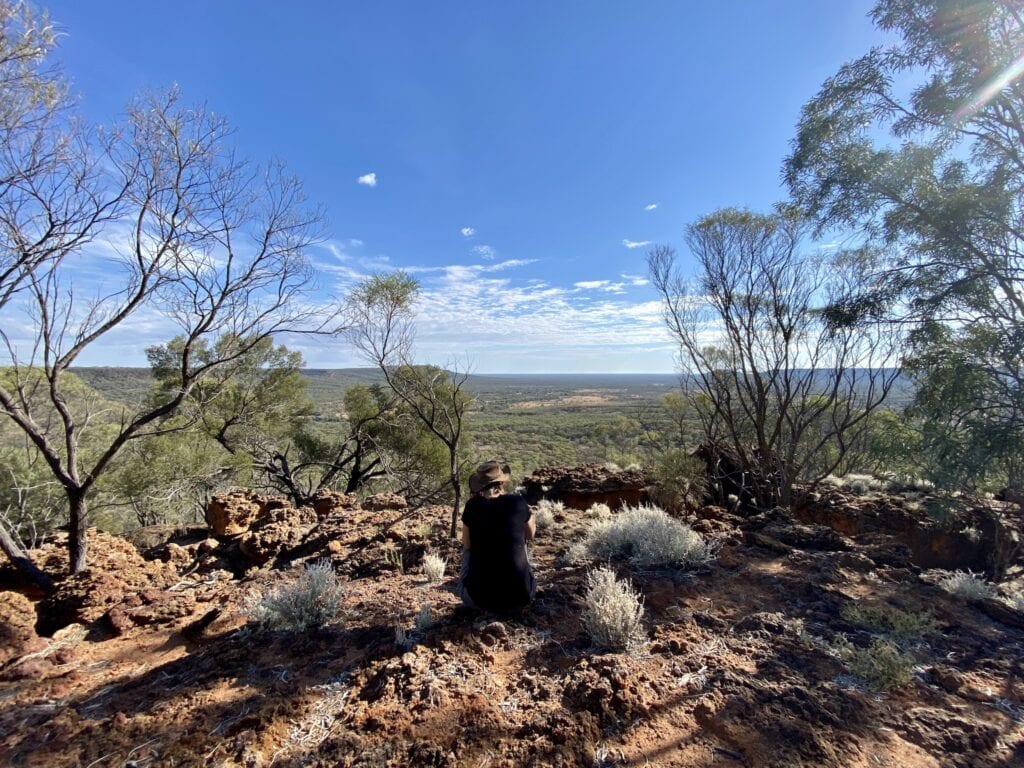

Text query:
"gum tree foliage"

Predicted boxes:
[[347, 272, 473, 536], [0, 15, 336, 577], [149, 333, 448, 507], [649, 209, 902, 509], [785, 0, 1024, 490]]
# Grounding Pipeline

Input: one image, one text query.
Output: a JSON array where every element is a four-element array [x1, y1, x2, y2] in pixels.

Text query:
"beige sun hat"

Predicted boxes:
[[469, 461, 512, 493]]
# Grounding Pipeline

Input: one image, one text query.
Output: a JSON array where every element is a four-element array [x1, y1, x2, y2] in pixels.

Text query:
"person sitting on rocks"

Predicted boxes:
[[457, 461, 536, 612]]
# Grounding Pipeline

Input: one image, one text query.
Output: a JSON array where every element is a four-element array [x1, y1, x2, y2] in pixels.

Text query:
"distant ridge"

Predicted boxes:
[[70, 367, 912, 412]]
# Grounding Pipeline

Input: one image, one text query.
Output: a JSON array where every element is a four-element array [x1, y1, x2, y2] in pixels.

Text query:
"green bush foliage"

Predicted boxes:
[[834, 636, 915, 692], [841, 602, 937, 641]]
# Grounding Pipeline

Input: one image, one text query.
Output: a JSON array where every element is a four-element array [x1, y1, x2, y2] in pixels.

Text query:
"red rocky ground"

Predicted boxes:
[[0, 476, 1022, 767]]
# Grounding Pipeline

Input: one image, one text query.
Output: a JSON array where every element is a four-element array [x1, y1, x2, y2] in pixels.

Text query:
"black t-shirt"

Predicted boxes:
[[461, 494, 534, 610]]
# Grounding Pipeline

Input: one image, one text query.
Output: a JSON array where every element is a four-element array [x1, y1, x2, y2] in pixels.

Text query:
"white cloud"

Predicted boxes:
[[406, 264, 678, 371], [349, 238, 364, 247], [620, 273, 649, 286], [472, 244, 497, 260], [460, 227, 475, 238], [644, 203, 658, 211], [357, 172, 377, 187], [574, 280, 609, 290], [622, 239, 652, 249]]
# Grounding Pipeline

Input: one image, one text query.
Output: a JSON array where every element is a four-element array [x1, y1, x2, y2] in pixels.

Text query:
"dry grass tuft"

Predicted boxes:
[[422, 553, 446, 583], [533, 499, 564, 529]]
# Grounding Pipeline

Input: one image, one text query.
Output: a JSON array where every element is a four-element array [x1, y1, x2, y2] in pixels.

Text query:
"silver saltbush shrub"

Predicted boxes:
[[582, 567, 645, 652], [938, 570, 997, 602], [569, 504, 715, 568], [246, 559, 345, 631], [533, 499, 563, 529]]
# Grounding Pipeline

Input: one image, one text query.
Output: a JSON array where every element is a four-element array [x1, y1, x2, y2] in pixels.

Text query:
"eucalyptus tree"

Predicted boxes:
[[649, 208, 902, 509], [0, 86, 335, 576], [347, 272, 473, 535], [786, 0, 1024, 491]]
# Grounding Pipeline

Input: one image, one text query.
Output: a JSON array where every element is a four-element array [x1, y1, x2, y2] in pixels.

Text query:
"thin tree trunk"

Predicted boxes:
[[68, 491, 88, 574], [449, 450, 462, 538], [0, 518, 53, 591]]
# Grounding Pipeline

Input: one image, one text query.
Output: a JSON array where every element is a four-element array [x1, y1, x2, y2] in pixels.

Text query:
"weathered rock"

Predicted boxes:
[[105, 589, 197, 636], [35, 530, 178, 635], [363, 492, 409, 512], [239, 504, 318, 565], [522, 464, 651, 510], [205, 492, 263, 536], [794, 490, 1022, 574], [0, 590, 46, 665], [759, 521, 852, 552], [312, 491, 358, 517]]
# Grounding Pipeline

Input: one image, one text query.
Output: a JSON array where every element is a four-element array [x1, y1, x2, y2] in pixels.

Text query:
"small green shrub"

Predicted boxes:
[[246, 559, 344, 632], [835, 635, 915, 691], [938, 570, 997, 602], [382, 543, 404, 573], [422, 553, 446, 583], [650, 449, 707, 510], [582, 567, 645, 653], [841, 602, 937, 640], [569, 504, 715, 568]]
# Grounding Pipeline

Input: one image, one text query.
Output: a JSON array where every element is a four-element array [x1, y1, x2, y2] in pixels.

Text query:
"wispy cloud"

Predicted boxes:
[[404, 265, 675, 371], [622, 239, 651, 249], [644, 203, 658, 211], [357, 172, 377, 187], [460, 227, 475, 238], [472, 244, 497, 260], [621, 273, 649, 286]]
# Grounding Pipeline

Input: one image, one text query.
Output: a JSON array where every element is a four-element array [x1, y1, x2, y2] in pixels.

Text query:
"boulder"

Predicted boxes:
[[312, 491, 358, 518], [0, 590, 47, 665], [363, 492, 408, 512], [239, 504, 318, 565], [205, 492, 263, 536], [522, 464, 651, 510]]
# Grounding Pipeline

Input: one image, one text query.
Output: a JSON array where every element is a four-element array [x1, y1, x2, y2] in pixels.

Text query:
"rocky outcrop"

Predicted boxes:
[[0, 590, 46, 665], [363, 492, 408, 512], [238, 504, 318, 565], [312, 491, 358, 518], [205, 492, 264, 536], [522, 464, 651, 510], [794, 490, 1023, 575], [34, 529, 178, 635]]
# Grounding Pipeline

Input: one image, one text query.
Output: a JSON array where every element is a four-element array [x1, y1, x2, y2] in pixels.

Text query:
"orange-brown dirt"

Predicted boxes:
[[1, 480, 1022, 767]]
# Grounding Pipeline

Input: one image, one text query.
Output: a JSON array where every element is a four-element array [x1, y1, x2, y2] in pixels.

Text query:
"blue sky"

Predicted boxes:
[[37, 1, 883, 373]]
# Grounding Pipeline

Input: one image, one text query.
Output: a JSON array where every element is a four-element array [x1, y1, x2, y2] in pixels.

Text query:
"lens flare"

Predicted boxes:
[[953, 50, 1024, 124]]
